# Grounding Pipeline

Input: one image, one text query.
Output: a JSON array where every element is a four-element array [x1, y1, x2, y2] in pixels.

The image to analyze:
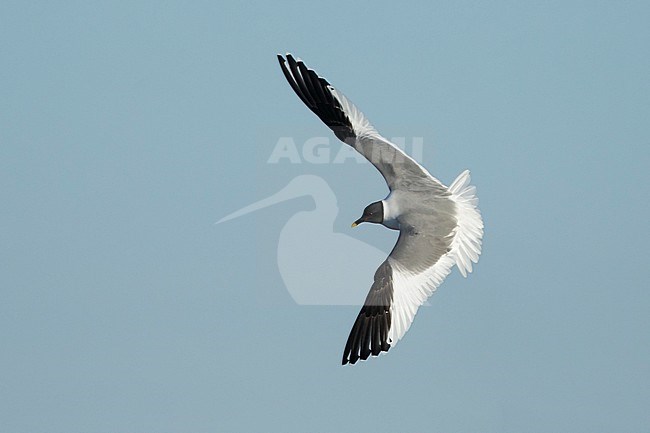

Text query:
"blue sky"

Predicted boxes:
[[1, 1, 649, 432]]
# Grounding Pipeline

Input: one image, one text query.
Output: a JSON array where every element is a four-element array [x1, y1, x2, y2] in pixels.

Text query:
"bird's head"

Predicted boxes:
[[351, 201, 384, 227]]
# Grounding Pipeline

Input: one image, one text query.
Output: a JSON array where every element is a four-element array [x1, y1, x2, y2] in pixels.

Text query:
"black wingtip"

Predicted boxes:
[[342, 343, 391, 365], [277, 53, 295, 63], [341, 308, 392, 366], [276, 53, 356, 143]]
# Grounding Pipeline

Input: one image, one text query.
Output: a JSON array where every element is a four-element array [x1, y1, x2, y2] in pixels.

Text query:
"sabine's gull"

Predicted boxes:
[[277, 54, 484, 365]]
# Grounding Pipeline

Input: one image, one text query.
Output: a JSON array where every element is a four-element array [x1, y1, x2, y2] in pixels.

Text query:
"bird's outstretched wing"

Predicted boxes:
[[277, 54, 483, 364], [277, 53, 432, 190], [342, 170, 483, 364]]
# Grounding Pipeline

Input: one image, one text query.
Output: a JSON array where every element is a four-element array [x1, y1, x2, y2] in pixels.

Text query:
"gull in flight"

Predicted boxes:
[[277, 54, 484, 365]]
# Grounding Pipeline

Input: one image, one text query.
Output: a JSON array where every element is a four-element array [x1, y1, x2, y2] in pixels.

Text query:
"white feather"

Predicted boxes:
[[387, 171, 484, 346]]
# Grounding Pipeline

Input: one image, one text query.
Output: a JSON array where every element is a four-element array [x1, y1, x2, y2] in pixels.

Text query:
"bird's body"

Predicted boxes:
[[277, 54, 484, 365]]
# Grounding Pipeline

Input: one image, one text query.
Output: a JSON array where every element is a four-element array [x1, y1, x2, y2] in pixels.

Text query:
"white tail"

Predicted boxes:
[[449, 170, 484, 277]]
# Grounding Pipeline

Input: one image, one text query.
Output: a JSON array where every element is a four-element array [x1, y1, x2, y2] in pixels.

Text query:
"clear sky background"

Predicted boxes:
[[2, 1, 649, 432]]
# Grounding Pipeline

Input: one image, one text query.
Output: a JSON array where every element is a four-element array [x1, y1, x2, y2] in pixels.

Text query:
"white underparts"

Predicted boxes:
[[381, 193, 401, 230]]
